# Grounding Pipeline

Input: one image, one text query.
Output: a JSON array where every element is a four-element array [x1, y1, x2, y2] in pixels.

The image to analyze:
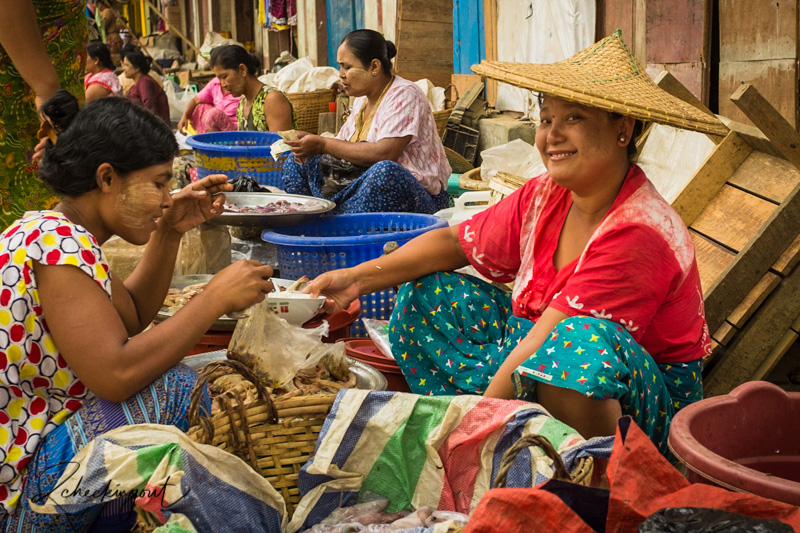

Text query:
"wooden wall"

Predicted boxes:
[[596, 0, 711, 105], [718, 0, 799, 128], [394, 0, 454, 88]]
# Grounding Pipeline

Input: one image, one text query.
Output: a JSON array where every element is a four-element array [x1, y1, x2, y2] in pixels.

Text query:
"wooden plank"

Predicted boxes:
[[728, 152, 800, 204], [772, 232, 800, 276], [653, 70, 714, 116], [394, 0, 453, 90], [705, 263, 800, 396], [719, 60, 798, 129], [690, 230, 736, 295], [719, 0, 798, 62], [691, 185, 777, 252], [792, 313, 800, 334], [731, 83, 800, 172], [632, 0, 646, 66], [752, 329, 799, 381], [596, 0, 634, 50], [451, 74, 481, 103], [726, 272, 781, 328], [483, 0, 497, 106], [671, 131, 751, 227], [700, 171, 800, 333], [645, 0, 709, 64], [711, 321, 738, 346], [719, 118, 785, 159]]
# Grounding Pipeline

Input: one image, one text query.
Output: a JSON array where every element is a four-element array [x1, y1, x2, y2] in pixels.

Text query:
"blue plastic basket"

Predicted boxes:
[[262, 213, 448, 336], [185, 131, 288, 188]]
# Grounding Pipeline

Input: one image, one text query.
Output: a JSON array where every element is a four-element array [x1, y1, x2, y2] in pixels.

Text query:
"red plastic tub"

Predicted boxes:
[[343, 338, 411, 393], [668, 381, 800, 505]]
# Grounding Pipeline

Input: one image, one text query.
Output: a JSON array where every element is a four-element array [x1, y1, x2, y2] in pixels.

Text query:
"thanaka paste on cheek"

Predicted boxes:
[[116, 183, 162, 229]]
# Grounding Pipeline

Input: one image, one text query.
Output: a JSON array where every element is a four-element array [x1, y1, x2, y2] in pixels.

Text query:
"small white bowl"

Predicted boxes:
[[267, 286, 326, 325]]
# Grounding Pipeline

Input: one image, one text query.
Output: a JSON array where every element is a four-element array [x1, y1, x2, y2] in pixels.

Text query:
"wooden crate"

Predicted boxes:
[[654, 76, 800, 396]]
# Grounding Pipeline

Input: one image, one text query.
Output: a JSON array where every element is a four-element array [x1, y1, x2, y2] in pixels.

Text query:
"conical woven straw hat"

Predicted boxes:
[[472, 30, 728, 136]]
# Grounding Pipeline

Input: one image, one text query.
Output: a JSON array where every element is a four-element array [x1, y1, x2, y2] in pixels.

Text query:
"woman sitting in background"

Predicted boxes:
[[210, 44, 295, 132], [177, 50, 239, 134], [122, 49, 169, 123], [283, 29, 451, 214], [84, 41, 122, 102]]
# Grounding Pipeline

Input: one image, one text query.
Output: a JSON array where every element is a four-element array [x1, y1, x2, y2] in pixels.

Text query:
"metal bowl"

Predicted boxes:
[[181, 349, 388, 391], [210, 192, 335, 228]]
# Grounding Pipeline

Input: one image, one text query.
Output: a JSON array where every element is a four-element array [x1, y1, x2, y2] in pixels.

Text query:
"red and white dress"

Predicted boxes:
[[0, 211, 110, 513]]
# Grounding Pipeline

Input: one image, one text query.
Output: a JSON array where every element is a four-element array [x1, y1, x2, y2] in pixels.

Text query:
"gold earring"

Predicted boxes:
[[619, 135, 626, 142]]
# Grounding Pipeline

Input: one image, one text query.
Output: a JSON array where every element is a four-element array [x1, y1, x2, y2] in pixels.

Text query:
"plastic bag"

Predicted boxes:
[[319, 154, 368, 197], [638, 507, 794, 533], [362, 318, 394, 360], [287, 67, 340, 93], [229, 174, 268, 193], [228, 299, 348, 388], [164, 82, 197, 125], [274, 57, 313, 92], [174, 223, 232, 276], [479, 138, 545, 182]]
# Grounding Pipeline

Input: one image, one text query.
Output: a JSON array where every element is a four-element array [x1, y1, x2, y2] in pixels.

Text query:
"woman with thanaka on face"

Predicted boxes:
[[210, 44, 295, 132], [0, 93, 274, 527], [304, 33, 725, 456], [84, 41, 122, 102], [282, 29, 451, 214]]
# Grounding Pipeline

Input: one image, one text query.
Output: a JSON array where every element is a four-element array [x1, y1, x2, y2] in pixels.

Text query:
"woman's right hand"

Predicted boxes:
[[177, 115, 189, 134], [286, 132, 325, 162], [205, 260, 275, 314], [304, 269, 361, 313]]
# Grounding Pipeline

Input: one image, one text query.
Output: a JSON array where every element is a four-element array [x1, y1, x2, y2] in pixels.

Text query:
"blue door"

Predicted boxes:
[[326, 0, 365, 66], [453, 0, 485, 74]]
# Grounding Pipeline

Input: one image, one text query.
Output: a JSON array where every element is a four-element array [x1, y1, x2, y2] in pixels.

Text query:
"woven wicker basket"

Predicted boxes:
[[186, 360, 336, 515], [459, 167, 490, 191], [488, 171, 529, 205], [493, 434, 594, 488], [433, 107, 453, 138], [286, 88, 336, 134]]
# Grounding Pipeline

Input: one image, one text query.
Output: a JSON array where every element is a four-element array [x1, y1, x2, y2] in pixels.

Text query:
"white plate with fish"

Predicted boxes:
[[210, 192, 335, 228]]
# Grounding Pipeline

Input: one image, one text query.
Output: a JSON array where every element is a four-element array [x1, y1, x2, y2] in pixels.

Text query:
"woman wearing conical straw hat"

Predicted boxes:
[[306, 32, 726, 456]]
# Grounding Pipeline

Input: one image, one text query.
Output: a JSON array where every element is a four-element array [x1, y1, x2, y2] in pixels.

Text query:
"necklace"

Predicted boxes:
[[350, 76, 394, 142]]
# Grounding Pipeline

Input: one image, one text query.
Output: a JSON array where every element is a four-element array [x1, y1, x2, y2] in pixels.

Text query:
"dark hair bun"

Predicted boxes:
[[40, 90, 80, 133], [385, 40, 397, 61]]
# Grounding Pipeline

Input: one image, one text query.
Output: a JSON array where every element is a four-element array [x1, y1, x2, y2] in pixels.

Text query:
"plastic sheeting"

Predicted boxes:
[[495, 0, 595, 115]]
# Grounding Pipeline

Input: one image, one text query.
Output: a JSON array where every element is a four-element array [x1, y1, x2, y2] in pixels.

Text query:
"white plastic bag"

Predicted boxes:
[[287, 67, 340, 93], [480, 139, 545, 182], [273, 57, 313, 92], [165, 83, 197, 125], [413, 78, 446, 111], [362, 318, 394, 360]]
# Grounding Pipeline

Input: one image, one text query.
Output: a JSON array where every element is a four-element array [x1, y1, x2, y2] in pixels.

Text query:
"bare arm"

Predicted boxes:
[[111, 175, 233, 334], [0, 0, 60, 109], [85, 83, 112, 103], [264, 90, 294, 132], [287, 134, 411, 167], [177, 96, 200, 133], [483, 306, 570, 399], [34, 259, 274, 402], [307, 225, 469, 312]]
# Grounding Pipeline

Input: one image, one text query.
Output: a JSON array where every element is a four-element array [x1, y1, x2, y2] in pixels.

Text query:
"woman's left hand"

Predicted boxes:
[[286, 131, 325, 162], [160, 174, 232, 234]]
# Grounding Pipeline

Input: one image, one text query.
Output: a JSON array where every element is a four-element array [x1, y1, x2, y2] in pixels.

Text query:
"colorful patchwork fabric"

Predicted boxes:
[[389, 272, 703, 456], [1, 364, 208, 530], [26, 424, 286, 532], [0, 211, 110, 513], [290, 390, 612, 533]]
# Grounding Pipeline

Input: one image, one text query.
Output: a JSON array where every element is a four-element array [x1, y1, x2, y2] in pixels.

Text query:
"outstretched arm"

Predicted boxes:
[[0, 0, 60, 110]]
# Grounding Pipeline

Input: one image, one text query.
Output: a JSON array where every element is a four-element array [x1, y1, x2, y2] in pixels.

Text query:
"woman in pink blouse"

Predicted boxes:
[[282, 29, 451, 214], [84, 41, 121, 102]]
